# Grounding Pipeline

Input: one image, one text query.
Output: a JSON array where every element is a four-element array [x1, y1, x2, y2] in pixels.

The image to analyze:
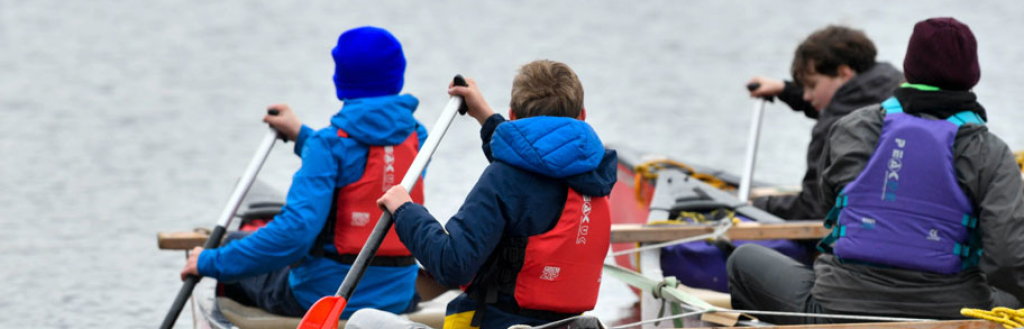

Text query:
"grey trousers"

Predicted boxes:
[[726, 244, 834, 325], [345, 309, 433, 329]]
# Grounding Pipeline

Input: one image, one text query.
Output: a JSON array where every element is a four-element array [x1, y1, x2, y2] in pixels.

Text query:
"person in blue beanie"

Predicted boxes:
[[179, 26, 428, 319], [370, 60, 618, 329]]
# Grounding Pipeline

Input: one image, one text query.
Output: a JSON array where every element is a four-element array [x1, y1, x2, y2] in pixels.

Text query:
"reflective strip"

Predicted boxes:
[[839, 226, 847, 237], [962, 214, 970, 227]]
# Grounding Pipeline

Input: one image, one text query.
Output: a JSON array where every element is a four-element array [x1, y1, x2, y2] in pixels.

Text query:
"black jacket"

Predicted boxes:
[[753, 62, 902, 219]]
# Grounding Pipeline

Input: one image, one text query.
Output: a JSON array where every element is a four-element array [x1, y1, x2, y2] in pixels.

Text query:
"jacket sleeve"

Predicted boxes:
[[198, 133, 339, 281], [480, 114, 506, 163], [818, 108, 883, 213], [751, 191, 820, 220], [777, 81, 819, 120], [392, 166, 507, 286], [293, 124, 314, 157], [970, 135, 1024, 299]]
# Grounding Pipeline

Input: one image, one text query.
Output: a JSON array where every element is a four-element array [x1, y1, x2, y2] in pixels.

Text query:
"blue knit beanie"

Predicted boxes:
[[332, 26, 406, 100]]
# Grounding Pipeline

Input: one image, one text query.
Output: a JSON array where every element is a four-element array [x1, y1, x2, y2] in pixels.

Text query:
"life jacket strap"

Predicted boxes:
[[818, 193, 848, 254], [881, 97, 985, 127], [466, 290, 577, 325], [882, 97, 904, 114], [947, 111, 986, 126], [961, 214, 979, 229]]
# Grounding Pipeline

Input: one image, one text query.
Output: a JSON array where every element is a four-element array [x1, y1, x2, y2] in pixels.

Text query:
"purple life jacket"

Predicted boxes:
[[820, 97, 984, 275]]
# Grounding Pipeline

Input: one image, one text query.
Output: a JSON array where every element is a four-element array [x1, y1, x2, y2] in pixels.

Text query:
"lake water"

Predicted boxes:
[[2, 1, 1022, 327]]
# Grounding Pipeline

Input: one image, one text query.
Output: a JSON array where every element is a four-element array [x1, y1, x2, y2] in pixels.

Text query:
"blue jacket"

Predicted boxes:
[[393, 114, 617, 328], [198, 94, 428, 318]]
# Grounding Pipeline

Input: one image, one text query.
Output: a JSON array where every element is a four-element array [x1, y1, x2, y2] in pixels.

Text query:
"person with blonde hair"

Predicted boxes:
[[373, 60, 617, 328]]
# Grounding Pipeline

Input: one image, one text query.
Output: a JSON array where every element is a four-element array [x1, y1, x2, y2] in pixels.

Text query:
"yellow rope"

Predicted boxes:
[[1015, 151, 1024, 173], [647, 210, 740, 238], [962, 307, 1024, 329], [633, 159, 734, 205]]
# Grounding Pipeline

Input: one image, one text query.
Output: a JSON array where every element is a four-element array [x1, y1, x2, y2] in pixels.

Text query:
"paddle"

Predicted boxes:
[[298, 75, 469, 329], [737, 83, 771, 203], [159, 110, 282, 329]]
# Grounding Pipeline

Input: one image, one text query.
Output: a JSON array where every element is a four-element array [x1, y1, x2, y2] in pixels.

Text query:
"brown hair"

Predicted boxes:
[[791, 25, 877, 86], [510, 60, 584, 119]]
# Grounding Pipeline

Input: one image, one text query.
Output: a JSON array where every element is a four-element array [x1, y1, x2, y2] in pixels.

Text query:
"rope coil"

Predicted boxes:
[[633, 159, 734, 205], [962, 307, 1024, 329]]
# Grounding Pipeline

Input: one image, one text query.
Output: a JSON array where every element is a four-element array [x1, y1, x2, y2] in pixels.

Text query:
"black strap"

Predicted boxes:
[[493, 302, 576, 322], [468, 290, 577, 324], [321, 253, 416, 267], [310, 189, 342, 258], [470, 288, 489, 327]]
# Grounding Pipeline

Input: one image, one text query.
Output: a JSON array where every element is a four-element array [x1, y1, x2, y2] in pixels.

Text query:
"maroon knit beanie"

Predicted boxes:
[[903, 17, 980, 91]]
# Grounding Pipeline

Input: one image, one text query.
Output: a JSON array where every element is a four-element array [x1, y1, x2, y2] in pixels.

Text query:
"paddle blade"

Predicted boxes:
[[297, 296, 347, 329]]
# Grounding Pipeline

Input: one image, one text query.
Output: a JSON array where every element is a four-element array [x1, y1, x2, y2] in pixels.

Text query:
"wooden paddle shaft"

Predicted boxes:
[[334, 75, 467, 300], [160, 127, 279, 329]]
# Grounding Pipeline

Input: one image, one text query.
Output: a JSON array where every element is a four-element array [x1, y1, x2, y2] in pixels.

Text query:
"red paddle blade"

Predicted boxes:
[[297, 296, 347, 329]]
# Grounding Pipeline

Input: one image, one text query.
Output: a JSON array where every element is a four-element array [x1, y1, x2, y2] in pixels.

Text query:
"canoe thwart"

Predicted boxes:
[[610, 221, 828, 243], [157, 229, 211, 250]]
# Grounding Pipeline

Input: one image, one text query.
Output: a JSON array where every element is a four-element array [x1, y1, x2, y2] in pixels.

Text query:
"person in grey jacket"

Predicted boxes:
[[729, 17, 1024, 324], [748, 25, 903, 220]]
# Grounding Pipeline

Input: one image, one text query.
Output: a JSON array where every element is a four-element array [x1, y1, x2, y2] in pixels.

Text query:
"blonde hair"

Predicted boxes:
[[510, 60, 584, 119]]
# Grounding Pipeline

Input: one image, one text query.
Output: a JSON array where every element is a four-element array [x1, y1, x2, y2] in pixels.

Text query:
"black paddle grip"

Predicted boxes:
[[746, 82, 775, 102], [159, 225, 227, 329], [266, 108, 289, 142], [453, 74, 469, 115]]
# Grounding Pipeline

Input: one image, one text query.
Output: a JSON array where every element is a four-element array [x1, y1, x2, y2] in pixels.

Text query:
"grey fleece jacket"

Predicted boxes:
[[815, 105, 1024, 318], [753, 62, 903, 220]]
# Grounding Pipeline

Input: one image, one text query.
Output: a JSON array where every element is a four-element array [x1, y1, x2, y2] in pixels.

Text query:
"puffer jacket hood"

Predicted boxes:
[[330, 94, 420, 146], [491, 116, 616, 196]]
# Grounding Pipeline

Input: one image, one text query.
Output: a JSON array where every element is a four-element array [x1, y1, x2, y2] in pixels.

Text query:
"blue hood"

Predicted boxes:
[[330, 94, 419, 145], [491, 117, 605, 178]]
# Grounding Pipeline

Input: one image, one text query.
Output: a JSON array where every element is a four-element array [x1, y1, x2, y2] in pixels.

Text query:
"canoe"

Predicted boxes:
[[601, 145, 1011, 329], [190, 272, 452, 329], [606, 144, 798, 277], [604, 144, 820, 327]]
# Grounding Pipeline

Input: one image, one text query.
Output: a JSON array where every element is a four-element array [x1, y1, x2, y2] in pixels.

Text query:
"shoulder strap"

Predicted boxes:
[[946, 111, 986, 127], [881, 97, 903, 114]]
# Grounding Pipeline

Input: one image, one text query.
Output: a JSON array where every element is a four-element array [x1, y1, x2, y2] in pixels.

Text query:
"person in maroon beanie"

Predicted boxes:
[[727, 17, 1024, 324]]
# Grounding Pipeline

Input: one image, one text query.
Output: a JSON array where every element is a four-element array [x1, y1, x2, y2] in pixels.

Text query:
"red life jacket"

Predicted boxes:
[[468, 188, 611, 324], [314, 128, 424, 266]]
